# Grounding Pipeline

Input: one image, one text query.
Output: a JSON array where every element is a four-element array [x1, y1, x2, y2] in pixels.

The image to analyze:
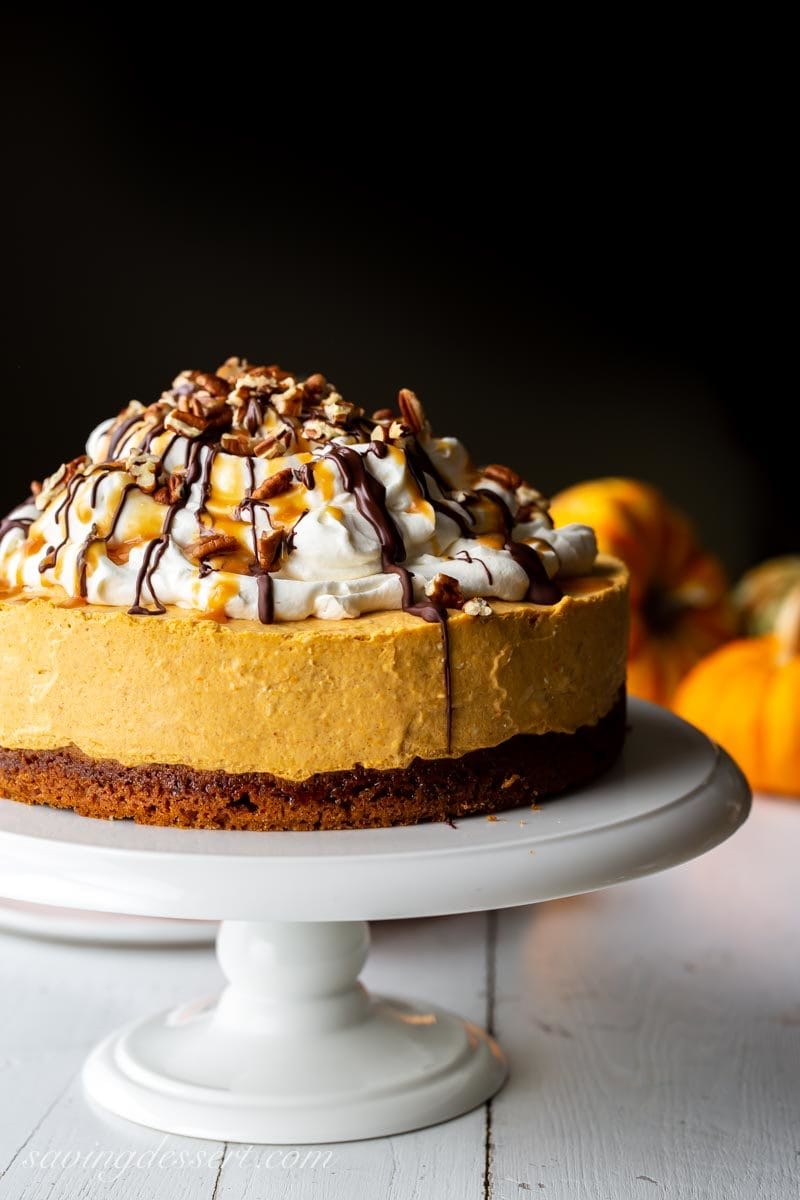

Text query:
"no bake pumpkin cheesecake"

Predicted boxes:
[[0, 361, 628, 829]]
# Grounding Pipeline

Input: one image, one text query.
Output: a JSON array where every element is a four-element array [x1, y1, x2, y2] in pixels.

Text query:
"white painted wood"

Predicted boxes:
[[1, 797, 797, 1198], [489, 796, 800, 1200], [0, 915, 488, 1199]]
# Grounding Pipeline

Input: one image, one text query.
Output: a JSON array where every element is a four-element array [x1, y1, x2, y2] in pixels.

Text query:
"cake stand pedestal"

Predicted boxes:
[[0, 700, 750, 1143]]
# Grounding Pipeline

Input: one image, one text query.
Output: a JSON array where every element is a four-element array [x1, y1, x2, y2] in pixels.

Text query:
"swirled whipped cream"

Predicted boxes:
[[0, 360, 597, 622]]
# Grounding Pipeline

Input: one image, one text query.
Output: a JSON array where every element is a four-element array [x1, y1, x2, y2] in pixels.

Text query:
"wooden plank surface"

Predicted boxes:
[[1, 798, 798, 1199]]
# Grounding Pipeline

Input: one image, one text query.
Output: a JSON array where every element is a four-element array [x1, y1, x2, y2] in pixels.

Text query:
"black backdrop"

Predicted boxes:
[[3, 22, 795, 577]]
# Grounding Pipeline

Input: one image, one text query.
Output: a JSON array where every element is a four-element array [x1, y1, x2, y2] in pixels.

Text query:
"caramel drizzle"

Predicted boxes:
[[475, 488, 562, 605], [324, 443, 456, 750], [129, 441, 209, 615], [2, 385, 565, 750], [107, 411, 147, 459]]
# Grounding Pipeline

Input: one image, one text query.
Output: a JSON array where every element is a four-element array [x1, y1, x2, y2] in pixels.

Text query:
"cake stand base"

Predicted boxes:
[[82, 919, 506, 1143], [2, 703, 750, 1145]]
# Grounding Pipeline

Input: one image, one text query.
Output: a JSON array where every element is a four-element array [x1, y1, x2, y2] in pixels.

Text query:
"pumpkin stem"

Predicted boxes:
[[775, 581, 800, 663]]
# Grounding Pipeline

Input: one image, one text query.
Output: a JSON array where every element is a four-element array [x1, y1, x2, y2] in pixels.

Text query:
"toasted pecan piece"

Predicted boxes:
[[398, 388, 426, 434], [256, 528, 286, 571], [251, 468, 295, 502], [424, 572, 464, 609], [483, 463, 523, 491], [185, 532, 240, 563]]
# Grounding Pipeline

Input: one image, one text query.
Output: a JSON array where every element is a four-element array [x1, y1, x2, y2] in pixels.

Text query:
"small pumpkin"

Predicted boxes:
[[734, 555, 800, 636], [550, 478, 733, 706], [674, 583, 800, 796]]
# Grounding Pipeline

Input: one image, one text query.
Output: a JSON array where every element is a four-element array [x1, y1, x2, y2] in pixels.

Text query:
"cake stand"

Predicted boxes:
[[0, 700, 750, 1144]]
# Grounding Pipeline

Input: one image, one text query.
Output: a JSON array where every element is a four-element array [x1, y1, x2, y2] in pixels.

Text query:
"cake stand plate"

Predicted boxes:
[[0, 701, 750, 1143], [0, 898, 216, 945]]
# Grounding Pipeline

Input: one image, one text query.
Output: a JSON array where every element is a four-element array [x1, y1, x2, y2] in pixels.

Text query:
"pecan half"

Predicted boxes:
[[398, 388, 426, 435], [185, 532, 240, 563], [483, 463, 523, 492], [424, 572, 464, 609], [251, 468, 294, 502], [256, 528, 286, 571]]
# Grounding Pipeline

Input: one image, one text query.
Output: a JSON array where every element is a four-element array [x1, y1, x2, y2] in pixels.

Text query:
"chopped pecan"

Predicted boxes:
[[323, 395, 363, 424], [398, 388, 426, 435], [167, 468, 188, 502], [220, 431, 256, 456], [483, 463, 523, 492], [153, 469, 187, 505], [424, 572, 464, 609], [251, 468, 294, 502], [302, 417, 346, 444], [256, 528, 286, 571], [164, 406, 231, 438], [371, 424, 387, 442], [463, 596, 493, 617], [216, 356, 250, 383], [371, 408, 395, 423], [515, 482, 551, 514], [184, 532, 240, 563], [388, 419, 411, 440], [303, 373, 333, 401], [271, 383, 303, 417], [253, 422, 295, 458], [173, 369, 229, 400], [125, 451, 161, 494]]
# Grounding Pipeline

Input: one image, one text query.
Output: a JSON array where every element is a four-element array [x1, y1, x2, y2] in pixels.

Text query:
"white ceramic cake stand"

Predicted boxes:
[[0, 700, 749, 1144]]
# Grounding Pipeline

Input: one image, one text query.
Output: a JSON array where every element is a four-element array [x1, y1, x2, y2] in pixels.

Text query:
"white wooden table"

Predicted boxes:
[[0, 795, 797, 1200]]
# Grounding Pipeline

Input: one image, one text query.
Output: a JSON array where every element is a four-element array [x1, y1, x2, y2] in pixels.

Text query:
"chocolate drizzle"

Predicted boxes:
[[77, 524, 98, 598], [243, 456, 278, 626], [128, 441, 207, 615], [107, 411, 145, 459], [326, 443, 457, 749], [0, 514, 34, 541], [476, 488, 562, 605], [256, 572, 274, 624], [454, 549, 493, 586], [1, 362, 571, 757]]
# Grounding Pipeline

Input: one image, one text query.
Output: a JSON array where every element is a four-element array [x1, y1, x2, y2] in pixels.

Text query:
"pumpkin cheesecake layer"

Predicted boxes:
[[0, 691, 626, 830], [0, 558, 627, 781]]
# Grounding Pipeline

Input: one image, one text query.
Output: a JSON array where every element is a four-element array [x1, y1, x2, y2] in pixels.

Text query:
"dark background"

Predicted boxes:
[[3, 23, 794, 578]]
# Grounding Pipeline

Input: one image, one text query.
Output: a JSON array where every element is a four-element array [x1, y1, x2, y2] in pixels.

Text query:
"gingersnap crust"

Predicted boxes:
[[0, 690, 625, 831]]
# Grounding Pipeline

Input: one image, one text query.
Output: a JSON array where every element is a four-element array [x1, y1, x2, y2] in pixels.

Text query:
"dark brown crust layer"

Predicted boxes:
[[0, 691, 625, 830]]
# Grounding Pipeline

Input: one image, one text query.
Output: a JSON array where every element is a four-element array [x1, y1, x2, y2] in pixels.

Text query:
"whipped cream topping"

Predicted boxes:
[[0, 361, 597, 623]]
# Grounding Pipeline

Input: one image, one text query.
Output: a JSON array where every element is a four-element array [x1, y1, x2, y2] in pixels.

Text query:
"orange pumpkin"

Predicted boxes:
[[550, 478, 733, 706], [674, 584, 800, 796]]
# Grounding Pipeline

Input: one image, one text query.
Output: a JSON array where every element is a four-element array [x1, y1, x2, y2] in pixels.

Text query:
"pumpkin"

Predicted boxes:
[[674, 583, 800, 796], [550, 478, 734, 706], [734, 555, 800, 636]]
